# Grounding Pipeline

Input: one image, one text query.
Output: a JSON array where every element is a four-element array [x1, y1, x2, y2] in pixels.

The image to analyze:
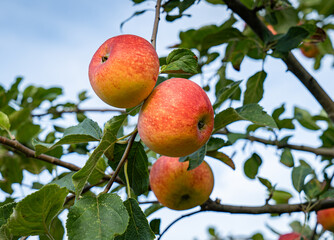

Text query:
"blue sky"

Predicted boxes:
[[1, 1, 334, 239]]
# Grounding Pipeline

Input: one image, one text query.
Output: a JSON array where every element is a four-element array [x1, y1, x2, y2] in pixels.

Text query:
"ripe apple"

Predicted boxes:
[[267, 25, 277, 35], [88, 34, 160, 108], [149, 156, 214, 210], [317, 207, 334, 232], [300, 42, 319, 58], [278, 232, 303, 240], [138, 78, 214, 157]]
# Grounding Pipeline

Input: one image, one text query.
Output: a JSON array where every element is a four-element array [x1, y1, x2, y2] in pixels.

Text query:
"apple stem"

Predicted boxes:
[[124, 159, 131, 199], [102, 131, 138, 194]]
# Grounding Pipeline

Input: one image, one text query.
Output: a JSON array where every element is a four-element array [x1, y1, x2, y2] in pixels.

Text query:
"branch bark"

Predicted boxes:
[[215, 129, 334, 157], [201, 198, 334, 214], [32, 108, 126, 117], [222, 0, 334, 123]]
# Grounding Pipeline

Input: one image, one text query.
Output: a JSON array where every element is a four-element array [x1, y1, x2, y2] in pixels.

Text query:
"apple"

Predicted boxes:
[[138, 78, 214, 157], [149, 156, 214, 210], [267, 24, 277, 35], [317, 207, 334, 232], [278, 232, 303, 240], [88, 34, 160, 108], [300, 42, 319, 58]]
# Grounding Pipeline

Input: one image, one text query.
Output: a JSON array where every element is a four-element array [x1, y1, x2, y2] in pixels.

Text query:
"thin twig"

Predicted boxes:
[[214, 130, 334, 157], [151, 0, 162, 49], [102, 131, 138, 194], [222, 0, 334, 123], [32, 108, 126, 117], [158, 210, 202, 240]]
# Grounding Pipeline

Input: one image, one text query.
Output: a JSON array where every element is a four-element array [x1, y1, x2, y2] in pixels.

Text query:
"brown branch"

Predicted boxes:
[[0, 136, 81, 171], [103, 131, 138, 193], [201, 198, 334, 214], [0, 136, 123, 185], [222, 0, 334, 123], [32, 108, 126, 117], [151, 0, 162, 49], [215, 129, 334, 157]]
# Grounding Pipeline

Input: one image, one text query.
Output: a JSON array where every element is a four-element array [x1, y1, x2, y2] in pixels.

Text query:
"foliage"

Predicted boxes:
[[1, 0, 334, 239]]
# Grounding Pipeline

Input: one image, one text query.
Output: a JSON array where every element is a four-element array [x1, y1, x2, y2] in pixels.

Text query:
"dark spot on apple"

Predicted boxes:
[[198, 120, 205, 130], [101, 54, 109, 63], [181, 194, 190, 201]]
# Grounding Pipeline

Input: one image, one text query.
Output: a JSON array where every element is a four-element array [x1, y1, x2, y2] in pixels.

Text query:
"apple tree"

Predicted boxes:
[[1, 0, 334, 239]]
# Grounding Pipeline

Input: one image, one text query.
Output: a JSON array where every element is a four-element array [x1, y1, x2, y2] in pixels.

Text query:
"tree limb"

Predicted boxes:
[[32, 108, 126, 117], [215, 130, 334, 157], [201, 198, 334, 214], [222, 0, 334, 122]]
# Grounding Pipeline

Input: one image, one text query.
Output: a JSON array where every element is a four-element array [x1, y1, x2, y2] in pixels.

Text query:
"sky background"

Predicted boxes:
[[0, 0, 334, 239]]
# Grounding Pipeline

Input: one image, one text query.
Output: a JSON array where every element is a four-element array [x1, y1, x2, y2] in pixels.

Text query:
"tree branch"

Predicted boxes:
[[151, 0, 162, 49], [222, 0, 334, 123], [0, 136, 123, 184], [0, 136, 81, 171], [32, 108, 126, 117], [201, 198, 334, 214], [215, 130, 334, 157]]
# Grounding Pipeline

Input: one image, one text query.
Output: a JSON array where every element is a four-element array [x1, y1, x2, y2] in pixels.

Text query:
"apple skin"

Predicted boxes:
[[317, 207, 334, 232], [278, 232, 303, 240], [149, 156, 214, 210], [300, 42, 319, 58], [138, 78, 214, 157], [89, 34, 159, 108]]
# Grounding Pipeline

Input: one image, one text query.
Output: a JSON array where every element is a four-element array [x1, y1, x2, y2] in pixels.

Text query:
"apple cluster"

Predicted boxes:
[[89, 34, 214, 210]]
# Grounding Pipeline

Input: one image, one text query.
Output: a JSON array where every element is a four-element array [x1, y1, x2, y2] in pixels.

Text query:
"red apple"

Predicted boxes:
[[300, 42, 319, 58], [317, 207, 334, 232], [278, 232, 303, 240], [149, 156, 214, 210], [89, 34, 159, 108], [138, 78, 214, 157]]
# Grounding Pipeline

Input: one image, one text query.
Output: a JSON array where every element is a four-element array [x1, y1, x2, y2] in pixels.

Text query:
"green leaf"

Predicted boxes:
[[272, 104, 295, 130], [294, 107, 320, 130], [206, 151, 235, 170], [206, 137, 228, 152], [115, 198, 155, 240], [243, 71, 267, 105], [213, 80, 242, 110], [258, 177, 272, 189], [251, 233, 264, 240], [149, 219, 161, 235], [244, 153, 262, 179], [88, 157, 107, 185], [72, 114, 127, 199], [66, 193, 129, 240], [304, 178, 323, 199], [272, 190, 293, 204], [0, 203, 16, 228], [291, 165, 313, 192], [0, 111, 10, 133], [214, 104, 277, 132], [280, 148, 294, 167], [275, 26, 309, 53], [144, 204, 164, 217], [33, 118, 102, 155], [39, 217, 64, 240], [179, 144, 207, 170], [5, 184, 68, 236], [160, 48, 198, 75], [50, 172, 76, 192], [109, 141, 149, 196]]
